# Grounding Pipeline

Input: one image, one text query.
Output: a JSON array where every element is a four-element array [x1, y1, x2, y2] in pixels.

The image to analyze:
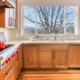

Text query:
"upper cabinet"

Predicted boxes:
[[0, 0, 17, 28], [0, 8, 16, 28]]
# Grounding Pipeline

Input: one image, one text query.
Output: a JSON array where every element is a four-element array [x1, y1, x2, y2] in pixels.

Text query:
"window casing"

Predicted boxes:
[[23, 6, 78, 35]]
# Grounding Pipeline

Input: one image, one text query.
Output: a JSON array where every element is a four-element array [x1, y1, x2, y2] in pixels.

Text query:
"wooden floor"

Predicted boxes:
[[17, 70, 80, 80]]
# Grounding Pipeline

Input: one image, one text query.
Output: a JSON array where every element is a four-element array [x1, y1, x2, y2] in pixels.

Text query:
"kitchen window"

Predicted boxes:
[[23, 6, 78, 35]]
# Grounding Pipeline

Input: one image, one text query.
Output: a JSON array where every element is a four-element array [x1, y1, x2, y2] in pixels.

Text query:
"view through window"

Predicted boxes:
[[24, 6, 76, 34]]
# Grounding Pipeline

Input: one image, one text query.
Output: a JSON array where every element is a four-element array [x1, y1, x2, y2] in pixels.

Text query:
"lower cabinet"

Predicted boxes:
[[68, 44, 80, 68], [40, 50, 53, 68], [0, 45, 22, 80], [40, 50, 67, 69], [23, 44, 39, 68], [40, 44, 68, 69], [0, 56, 16, 80], [55, 50, 67, 69], [7, 66, 15, 80], [23, 44, 68, 69], [15, 45, 22, 79]]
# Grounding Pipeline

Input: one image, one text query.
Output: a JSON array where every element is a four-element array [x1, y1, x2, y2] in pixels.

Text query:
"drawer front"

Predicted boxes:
[[0, 57, 15, 80], [40, 44, 68, 50], [7, 66, 15, 80]]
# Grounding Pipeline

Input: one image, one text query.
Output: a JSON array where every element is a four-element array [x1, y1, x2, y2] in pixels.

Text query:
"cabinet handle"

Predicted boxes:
[[14, 19, 16, 27], [52, 51, 55, 59], [5, 66, 15, 74], [8, 17, 12, 26]]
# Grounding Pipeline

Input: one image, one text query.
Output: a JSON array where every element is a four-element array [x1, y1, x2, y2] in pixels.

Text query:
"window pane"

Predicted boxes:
[[66, 7, 75, 34], [24, 6, 36, 34], [37, 6, 64, 34]]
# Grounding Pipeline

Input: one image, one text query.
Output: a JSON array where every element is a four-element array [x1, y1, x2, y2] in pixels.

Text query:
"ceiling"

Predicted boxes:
[[18, 0, 80, 6]]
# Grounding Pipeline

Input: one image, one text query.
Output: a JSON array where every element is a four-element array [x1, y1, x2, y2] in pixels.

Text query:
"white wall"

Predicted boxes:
[[19, 0, 80, 6]]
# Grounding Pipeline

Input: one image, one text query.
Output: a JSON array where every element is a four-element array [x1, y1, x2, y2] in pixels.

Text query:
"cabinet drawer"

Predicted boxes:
[[7, 66, 15, 80], [0, 57, 15, 80], [40, 44, 68, 50]]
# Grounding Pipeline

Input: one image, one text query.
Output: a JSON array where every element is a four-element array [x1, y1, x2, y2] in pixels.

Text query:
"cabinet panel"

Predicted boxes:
[[55, 50, 67, 69], [40, 44, 68, 50], [0, 8, 5, 28], [23, 45, 38, 68], [68, 44, 80, 68], [18, 45, 22, 69], [0, 8, 16, 28], [40, 50, 53, 68], [7, 66, 15, 80]]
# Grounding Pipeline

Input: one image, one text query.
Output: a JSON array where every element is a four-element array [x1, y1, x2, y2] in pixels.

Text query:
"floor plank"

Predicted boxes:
[[17, 70, 80, 80]]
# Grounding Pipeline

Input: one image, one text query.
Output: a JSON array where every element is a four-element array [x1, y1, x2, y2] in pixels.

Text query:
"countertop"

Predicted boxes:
[[5, 40, 80, 45]]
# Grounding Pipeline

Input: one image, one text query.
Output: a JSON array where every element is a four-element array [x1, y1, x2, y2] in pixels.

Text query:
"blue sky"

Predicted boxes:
[[24, 6, 75, 27]]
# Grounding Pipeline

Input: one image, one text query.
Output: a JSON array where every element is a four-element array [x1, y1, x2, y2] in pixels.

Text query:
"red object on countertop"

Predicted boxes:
[[0, 41, 5, 49]]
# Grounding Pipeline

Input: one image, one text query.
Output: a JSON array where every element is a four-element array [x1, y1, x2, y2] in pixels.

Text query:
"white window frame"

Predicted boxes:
[[20, 6, 79, 36]]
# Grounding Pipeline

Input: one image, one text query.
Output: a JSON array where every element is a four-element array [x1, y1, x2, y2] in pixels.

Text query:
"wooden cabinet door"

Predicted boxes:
[[40, 50, 53, 68], [7, 66, 15, 80], [0, 8, 5, 28], [15, 45, 22, 79], [55, 50, 67, 69], [68, 44, 80, 68], [18, 45, 22, 70], [23, 45, 38, 68]]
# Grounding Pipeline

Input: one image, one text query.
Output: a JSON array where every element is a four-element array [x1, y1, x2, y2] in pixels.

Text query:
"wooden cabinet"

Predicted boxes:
[[15, 45, 22, 79], [7, 66, 15, 80], [0, 56, 16, 80], [0, 8, 5, 28], [23, 44, 39, 68], [0, 45, 22, 80], [55, 50, 67, 69], [0, 7, 16, 28], [68, 44, 80, 68], [40, 44, 68, 69], [18, 45, 22, 70], [40, 50, 53, 68]]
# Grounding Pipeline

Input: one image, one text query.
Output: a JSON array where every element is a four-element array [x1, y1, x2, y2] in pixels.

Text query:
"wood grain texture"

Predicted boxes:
[[39, 44, 68, 69], [0, 8, 5, 28], [0, 56, 15, 80], [17, 71, 80, 80], [68, 44, 80, 68], [15, 45, 22, 79], [55, 50, 67, 69], [23, 45, 39, 68], [40, 50, 53, 68], [40, 44, 68, 50]]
